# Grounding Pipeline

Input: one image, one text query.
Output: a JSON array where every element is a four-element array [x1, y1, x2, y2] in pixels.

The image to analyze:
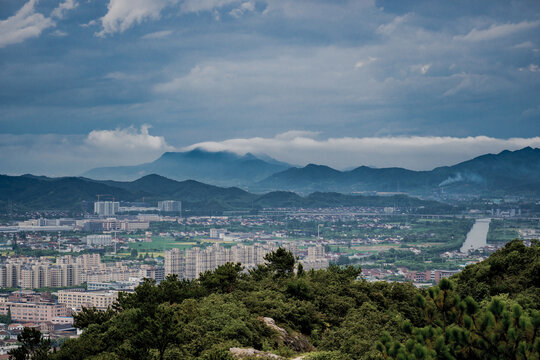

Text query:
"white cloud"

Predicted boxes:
[[95, 0, 248, 36], [85, 125, 174, 152], [0, 0, 55, 48], [141, 30, 173, 39], [442, 73, 506, 97], [184, 132, 540, 170], [518, 64, 540, 72], [152, 43, 478, 114], [81, 19, 97, 28], [455, 20, 540, 42], [521, 105, 540, 118], [514, 41, 534, 48], [103, 72, 140, 80], [96, 0, 178, 37], [376, 14, 409, 35], [180, 0, 239, 14], [229, 1, 255, 18], [154, 64, 226, 92], [275, 130, 321, 140], [2, 130, 539, 176], [355, 56, 377, 69], [152, 47, 383, 101], [411, 63, 431, 75], [0, 126, 175, 176], [50, 29, 68, 36], [51, 0, 78, 19]]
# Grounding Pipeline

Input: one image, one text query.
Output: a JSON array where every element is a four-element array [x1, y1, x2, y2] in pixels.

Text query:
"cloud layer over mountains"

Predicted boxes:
[[1, 126, 540, 176]]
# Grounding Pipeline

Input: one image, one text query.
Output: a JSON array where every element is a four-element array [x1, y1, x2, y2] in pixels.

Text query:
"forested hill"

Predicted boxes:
[[256, 147, 540, 196], [0, 174, 452, 214], [31, 240, 539, 360]]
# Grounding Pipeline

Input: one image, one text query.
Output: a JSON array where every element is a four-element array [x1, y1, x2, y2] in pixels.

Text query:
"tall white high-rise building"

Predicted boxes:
[[161, 243, 297, 280], [307, 245, 325, 260], [158, 200, 182, 213], [302, 245, 328, 271], [86, 235, 113, 246], [164, 248, 184, 277], [94, 201, 119, 216], [184, 248, 199, 280]]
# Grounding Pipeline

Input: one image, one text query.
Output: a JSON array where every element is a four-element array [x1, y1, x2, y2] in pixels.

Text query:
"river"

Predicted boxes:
[[460, 218, 491, 253]]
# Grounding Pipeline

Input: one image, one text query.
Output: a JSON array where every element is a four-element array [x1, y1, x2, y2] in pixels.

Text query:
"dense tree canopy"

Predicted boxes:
[[9, 327, 51, 360], [453, 239, 540, 309], [13, 243, 538, 360]]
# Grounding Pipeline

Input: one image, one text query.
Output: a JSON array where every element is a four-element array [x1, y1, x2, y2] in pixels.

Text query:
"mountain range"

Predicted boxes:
[[83, 147, 540, 196], [83, 149, 290, 186], [0, 174, 449, 214], [256, 147, 540, 195]]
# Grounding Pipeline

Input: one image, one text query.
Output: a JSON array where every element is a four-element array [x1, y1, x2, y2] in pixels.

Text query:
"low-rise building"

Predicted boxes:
[[0, 301, 70, 323], [56, 290, 120, 311]]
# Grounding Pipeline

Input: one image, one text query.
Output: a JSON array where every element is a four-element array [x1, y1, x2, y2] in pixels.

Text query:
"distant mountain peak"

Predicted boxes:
[[83, 148, 292, 185], [302, 164, 341, 173]]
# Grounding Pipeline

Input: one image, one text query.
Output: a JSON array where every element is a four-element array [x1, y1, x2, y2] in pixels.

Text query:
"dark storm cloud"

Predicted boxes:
[[0, 0, 539, 174]]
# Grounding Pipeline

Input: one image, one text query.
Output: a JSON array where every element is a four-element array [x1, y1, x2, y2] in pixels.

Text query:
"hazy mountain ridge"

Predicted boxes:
[[0, 175, 138, 210], [3, 148, 537, 212], [256, 147, 540, 195], [83, 147, 540, 196], [83, 149, 291, 186], [0, 173, 449, 213]]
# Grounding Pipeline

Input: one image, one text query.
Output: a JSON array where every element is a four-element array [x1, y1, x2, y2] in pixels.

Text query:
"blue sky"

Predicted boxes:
[[1, 0, 539, 175]]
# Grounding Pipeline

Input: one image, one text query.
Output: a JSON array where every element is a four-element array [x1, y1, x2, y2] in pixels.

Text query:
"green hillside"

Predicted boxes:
[[0, 174, 452, 214], [25, 240, 538, 360]]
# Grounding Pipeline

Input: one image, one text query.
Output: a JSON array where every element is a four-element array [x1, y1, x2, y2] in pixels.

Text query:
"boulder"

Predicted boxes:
[[259, 317, 314, 353], [229, 347, 284, 359]]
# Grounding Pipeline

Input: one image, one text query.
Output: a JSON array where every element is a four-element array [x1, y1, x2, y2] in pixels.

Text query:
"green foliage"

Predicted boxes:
[[319, 302, 404, 360], [199, 262, 244, 294], [9, 327, 51, 360], [264, 248, 296, 278], [0, 307, 12, 325], [48, 240, 539, 360], [453, 239, 540, 308], [378, 280, 540, 360], [73, 307, 115, 329], [303, 351, 350, 360], [0, 173, 450, 214]]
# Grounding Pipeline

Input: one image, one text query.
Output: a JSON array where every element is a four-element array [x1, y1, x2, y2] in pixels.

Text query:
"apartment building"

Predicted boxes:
[[0, 301, 70, 323], [301, 245, 329, 271], [56, 290, 120, 311], [165, 243, 281, 280], [86, 235, 113, 246], [94, 201, 119, 217], [406, 269, 461, 283], [164, 248, 184, 277], [300, 258, 329, 271], [139, 265, 164, 282], [0, 254, 103, 290], [307, 245, 325, 260], [158, 200, 182, 213]]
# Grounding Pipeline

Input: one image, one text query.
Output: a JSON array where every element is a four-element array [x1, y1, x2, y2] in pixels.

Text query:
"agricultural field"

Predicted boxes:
[[124, 235, 239, 256], [487, 218, 540, 242]]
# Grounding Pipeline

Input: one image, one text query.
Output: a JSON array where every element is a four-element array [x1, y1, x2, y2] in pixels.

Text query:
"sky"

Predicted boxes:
[[1, 0, 539, 175]]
